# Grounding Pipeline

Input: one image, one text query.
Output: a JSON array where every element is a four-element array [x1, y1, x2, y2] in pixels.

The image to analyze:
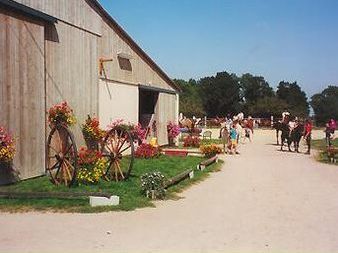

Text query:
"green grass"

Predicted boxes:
[[312, 138, 338, 165], [0, 156, 223, 212], [200, 138, 223, 145]]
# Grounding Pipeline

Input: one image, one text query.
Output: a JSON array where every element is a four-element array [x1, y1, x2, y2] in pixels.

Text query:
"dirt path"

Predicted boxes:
[[1, 130, 338, 253]]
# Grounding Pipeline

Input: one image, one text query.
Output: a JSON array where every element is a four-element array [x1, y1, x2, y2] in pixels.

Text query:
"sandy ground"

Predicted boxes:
[[1, 130, 338, 253]]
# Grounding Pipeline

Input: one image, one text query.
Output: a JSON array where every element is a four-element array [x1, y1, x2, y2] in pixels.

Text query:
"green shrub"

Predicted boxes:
[[140, 172, 166, 199]]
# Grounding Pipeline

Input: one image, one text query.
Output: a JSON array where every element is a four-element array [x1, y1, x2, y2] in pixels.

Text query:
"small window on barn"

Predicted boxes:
[[117, 53, 132, 71]]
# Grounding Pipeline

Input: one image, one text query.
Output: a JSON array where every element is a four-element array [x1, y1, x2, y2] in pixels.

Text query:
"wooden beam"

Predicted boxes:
[[0, 191, 112, 200], [164, 169, 193, 189]]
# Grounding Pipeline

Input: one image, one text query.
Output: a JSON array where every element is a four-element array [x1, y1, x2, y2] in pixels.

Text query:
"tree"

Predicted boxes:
[[240, 73, 275, 117], [276, 81, 309, 117], [310, 86, 338, 125], [240, 73, 274, 104], [247, 96, 288, 118], [174, 79, 205, 117], [198, 71, 242, 117]]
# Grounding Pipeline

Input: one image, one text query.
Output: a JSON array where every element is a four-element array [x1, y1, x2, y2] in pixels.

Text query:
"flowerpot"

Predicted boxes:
[[0, 161, 18, 186]]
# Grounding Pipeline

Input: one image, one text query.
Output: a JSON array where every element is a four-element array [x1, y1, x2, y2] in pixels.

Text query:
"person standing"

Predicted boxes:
[[325, 119, 336, 146], [303, 119, 312, 154], [229, 124, 239, 154], [246, 116, 254, 142]]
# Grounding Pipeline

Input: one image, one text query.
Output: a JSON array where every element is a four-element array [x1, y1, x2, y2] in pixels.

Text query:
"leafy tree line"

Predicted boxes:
[[174, 71, 338, 124]]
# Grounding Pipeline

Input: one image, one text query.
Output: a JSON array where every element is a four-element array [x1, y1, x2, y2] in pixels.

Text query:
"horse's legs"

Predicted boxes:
[[287, 138, 292, 152], [295, 141, 300, 153], [280, 137, 284, 151], [276, 129, 279, 145]]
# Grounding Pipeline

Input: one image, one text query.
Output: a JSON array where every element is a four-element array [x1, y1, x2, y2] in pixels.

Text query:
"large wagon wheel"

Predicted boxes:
[[101, 127, 134, 181], [46, 124, 78, 186]]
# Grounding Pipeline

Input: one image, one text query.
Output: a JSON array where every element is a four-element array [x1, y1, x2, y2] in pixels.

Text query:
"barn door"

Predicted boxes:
[[0, 9, 46, 180]]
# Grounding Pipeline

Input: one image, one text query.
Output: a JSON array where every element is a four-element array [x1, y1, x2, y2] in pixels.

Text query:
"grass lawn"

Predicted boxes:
[[312, 138, 338, 165], [0, 155, 223, 213]]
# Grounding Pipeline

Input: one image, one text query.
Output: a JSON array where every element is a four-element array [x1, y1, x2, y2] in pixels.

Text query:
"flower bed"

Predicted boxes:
[[135, 144, 161, 159], [200, 144, 222, 158], [183, 135, 200, 148], [76, 147, 107, 185]]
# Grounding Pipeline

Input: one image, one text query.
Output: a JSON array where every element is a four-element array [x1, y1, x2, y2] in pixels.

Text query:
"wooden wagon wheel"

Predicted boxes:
[[101, 127, 134, 181], [46, 124, 78, 187]]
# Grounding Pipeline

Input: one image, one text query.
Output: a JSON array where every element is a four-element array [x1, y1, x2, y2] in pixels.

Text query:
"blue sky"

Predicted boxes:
[[99, 0, 338, 97]]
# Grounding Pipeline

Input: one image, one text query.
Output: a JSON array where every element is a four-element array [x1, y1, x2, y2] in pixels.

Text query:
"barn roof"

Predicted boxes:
[[89, 0, 181, 93], [0, 0, 57, 23]]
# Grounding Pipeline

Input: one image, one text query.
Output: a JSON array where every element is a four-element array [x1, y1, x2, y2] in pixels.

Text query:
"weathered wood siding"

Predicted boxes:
[[156, 93, 178, 145], [98, 79, 138, 128], [0, 9, 45, 179], [45, 21, 99, 144], [99, 22, 175, 92], [14, 0, 102, 35]]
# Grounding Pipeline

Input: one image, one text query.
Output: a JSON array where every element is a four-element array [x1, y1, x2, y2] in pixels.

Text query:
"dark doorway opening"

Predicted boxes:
[[139, 89, 159, 137]]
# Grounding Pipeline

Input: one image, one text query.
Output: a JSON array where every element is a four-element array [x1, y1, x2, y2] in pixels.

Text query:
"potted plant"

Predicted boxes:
[[0, 126, 17, 185], [167, 122, 180, 146], [82, 115, 105, 150], [48, 101, 76, 128], [108, 119, 147, 143]]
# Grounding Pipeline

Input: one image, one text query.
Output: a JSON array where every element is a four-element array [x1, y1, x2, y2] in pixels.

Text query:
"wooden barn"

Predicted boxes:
[[0, 0, 180, 180]]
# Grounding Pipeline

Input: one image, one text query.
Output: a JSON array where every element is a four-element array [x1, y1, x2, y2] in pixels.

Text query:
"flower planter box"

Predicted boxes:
[[164, 150, 188, 157]]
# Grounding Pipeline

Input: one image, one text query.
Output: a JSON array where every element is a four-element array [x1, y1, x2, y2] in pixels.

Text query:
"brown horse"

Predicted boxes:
[[179, 118, 202, 136]]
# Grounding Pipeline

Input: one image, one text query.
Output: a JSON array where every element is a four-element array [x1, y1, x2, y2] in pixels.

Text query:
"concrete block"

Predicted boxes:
[[89, 195, 119, 207]]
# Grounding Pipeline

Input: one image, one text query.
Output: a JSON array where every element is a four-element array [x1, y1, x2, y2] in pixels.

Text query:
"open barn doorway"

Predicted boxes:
[[139, 89, 159, 139]]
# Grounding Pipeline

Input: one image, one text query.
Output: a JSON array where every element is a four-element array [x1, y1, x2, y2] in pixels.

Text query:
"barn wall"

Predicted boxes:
[[45, 20, 99, 146], [99, 22, 176, 92], [156, 93, 178, 145], [13, 0, 102, 35], [98, 79, 138, 128], [0, 9, 45, 179]]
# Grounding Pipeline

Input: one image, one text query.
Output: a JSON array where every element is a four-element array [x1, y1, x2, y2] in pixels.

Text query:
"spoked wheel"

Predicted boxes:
[[46, 124, 78, 186], [101, 128, 134, 181]]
